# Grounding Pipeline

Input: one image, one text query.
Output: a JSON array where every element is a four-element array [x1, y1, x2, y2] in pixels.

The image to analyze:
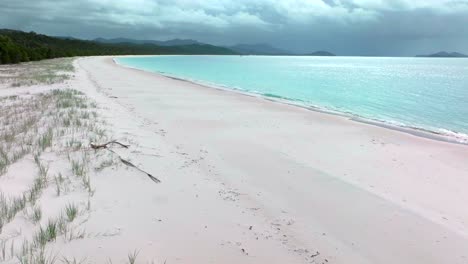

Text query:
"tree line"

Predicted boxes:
[[0, 29, 236, 65]]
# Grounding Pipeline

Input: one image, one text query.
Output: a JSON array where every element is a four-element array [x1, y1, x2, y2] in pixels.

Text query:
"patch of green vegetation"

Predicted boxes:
[[34, 219, 58, 248], [32, 206, 42, 223], [65, 204, 78, 222]]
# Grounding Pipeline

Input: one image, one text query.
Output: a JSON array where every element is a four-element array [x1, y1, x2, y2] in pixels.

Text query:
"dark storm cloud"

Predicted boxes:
[[1, 0, 467, 55]]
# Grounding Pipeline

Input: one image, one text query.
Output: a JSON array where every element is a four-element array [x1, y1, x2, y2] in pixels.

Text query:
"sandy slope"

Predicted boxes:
[[2, 56, 468, 264]]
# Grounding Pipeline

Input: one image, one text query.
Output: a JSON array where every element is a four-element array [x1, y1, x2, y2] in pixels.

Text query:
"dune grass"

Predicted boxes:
[[32, 206, 42, 223], [34, 219, 58, 248], [17, 248, 58, 264], [61, 256, 87, 264], [0, 58, 75, 87], [0, 58, 143, 263], [65, 204, 78, 222], [127, 250, 139, 264], [0, 88, 109, 227], [0, 88, 117, 263]]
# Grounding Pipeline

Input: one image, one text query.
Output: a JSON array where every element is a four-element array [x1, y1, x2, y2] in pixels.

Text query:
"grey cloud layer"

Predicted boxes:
[[1, 0, 468, 55]]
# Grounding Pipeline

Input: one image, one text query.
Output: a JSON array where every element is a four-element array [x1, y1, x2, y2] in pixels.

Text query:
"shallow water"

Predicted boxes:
[[116, 55, 468, 143]]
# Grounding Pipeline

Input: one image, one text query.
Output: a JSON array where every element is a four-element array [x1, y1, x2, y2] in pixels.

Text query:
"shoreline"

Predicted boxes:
[[51, 56, 468, 264], [113, 56, 468, 146]]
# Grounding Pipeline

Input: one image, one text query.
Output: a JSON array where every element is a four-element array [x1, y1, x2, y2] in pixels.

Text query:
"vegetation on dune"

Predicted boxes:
[[0, 60, 158, 263], [0, 29, 237, 65], [0, 89, 109, 262]]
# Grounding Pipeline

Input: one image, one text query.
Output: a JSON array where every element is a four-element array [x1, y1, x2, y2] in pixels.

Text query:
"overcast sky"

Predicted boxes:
[[1, 0, 468, 56]]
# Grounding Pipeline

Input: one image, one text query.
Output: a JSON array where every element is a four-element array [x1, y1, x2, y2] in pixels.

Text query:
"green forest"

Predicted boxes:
[[0, 29, 237, 64]]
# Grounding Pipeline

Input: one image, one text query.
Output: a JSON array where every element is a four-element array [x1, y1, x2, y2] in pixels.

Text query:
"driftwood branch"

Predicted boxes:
[[90, 141, 161, 183], [90, 140, 129, 150], [117, 155, 161, 183]]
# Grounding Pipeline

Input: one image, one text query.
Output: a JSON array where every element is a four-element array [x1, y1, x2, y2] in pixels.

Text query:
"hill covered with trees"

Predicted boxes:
[[0, 29, 237, 64]]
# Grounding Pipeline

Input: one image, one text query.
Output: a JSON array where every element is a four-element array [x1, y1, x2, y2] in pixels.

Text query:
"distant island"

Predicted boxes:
[[304, 51, 336, 56], [229, 43, 292, 55], [416, 51, 468, 58]]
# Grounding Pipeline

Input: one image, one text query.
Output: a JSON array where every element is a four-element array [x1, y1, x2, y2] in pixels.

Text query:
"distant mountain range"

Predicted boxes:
[[68, 39, 468, 58], [228, 43, 291, 55], [5, 30, 468, 60], [94, 37, 201, 47], [228, 43, 336, 56], [95, 39, 291, 55], [94, 39, 336, 56], [305, 51, 336, 56], [416, 51, 468, 58]]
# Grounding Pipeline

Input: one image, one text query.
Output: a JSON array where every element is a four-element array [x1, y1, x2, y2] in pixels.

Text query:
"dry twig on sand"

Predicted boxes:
[[90, 140, 129, 149], [90, 141, 161, 183]]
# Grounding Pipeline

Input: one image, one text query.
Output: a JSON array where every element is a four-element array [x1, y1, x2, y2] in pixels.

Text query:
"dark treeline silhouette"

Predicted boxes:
[[0, 29, 237, 64]]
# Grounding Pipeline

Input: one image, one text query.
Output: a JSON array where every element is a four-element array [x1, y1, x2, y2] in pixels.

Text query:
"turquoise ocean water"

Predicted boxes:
[[116, 56, 468, 143]]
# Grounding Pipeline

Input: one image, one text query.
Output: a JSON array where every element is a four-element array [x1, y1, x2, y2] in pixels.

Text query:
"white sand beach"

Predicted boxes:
[[1, 56, 468, 264]]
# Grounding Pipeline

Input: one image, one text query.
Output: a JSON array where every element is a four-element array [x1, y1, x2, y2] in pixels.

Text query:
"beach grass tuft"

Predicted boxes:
[[65, 204, 78, 222], [38, 128, 54, 151], [34, 220, 58, 248], [32, 206, 42, 223], [1, 240, 6, 261], [127, 250, 139, 264], [17, 248, 58, 264], [34, 227, 49, 249], [46, 220, 58, 242], [0, 192, 28, 223], [61, 256, 87, 264], [71, 160, 86, 178]]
